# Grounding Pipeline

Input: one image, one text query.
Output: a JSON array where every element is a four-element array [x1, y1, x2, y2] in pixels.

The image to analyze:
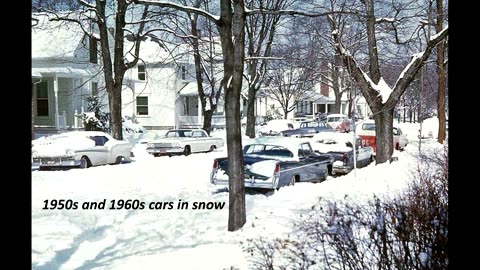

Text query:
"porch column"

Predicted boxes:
[[197, 96, 202, 127], [54, 75, 59, 130], [324, 103, 328, 113]]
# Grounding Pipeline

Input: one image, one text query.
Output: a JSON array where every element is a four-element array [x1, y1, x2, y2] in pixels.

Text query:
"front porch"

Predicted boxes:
[[32, 67, 98, 136]]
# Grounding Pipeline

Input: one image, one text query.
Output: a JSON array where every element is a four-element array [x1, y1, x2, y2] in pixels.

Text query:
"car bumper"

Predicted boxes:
[[332, 164, 353, 175], [146, 147, 184, 155], [210, 172, 279, 190], [32, 156, 80, 167]]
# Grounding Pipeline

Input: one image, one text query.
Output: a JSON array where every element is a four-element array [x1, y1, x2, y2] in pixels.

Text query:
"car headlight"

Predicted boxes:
[[32, 151, 38, 158], [147, 143, 154, 148], [66, 149, 75, 156]]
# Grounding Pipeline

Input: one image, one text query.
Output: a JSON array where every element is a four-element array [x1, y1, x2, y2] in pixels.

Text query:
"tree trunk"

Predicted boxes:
[[202, 110, 214, 135], [246, 85, 256, 138], [32, 87, 35, 140], [436, 0, 446, 143], [373, 109, 394, 164], [332, 55, 341, 113], [218, 0, 246, 232], [108, 84, 123, 140]]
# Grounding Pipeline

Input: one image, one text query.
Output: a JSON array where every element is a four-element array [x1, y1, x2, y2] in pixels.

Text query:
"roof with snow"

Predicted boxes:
[[32, 13, 89, 59]]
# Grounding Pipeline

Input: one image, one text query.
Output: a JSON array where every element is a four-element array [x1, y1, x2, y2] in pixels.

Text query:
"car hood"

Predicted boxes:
[[32, 136, 95, 156]]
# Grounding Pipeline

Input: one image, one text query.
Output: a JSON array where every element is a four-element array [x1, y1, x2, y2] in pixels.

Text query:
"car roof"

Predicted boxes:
[[247, 137, 311, 158], [312, 132, 360, 144]]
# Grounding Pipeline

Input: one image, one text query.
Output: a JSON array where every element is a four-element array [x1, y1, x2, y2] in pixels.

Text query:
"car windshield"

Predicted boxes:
[[362, 123, 376, 130], [243, 144, 294, 158], [165, 130, 193, 137], [327, 117, 341, 122]]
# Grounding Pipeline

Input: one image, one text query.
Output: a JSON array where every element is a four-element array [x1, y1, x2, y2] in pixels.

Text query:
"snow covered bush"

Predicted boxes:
[[122, 115, 145, 134], [265, 105, 283, 122], [82, 96, 109, 132], [245, 144, 448, 269]]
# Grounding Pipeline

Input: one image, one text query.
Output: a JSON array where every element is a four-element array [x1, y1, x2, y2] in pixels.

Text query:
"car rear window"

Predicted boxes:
[[362, 123, 376, 130]]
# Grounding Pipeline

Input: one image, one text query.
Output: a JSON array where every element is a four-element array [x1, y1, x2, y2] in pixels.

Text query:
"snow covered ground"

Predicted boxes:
[[32, 122, 444, 270]]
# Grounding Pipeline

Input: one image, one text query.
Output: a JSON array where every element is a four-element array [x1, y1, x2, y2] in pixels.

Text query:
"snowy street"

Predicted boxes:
[[32, 123, 439, 270]]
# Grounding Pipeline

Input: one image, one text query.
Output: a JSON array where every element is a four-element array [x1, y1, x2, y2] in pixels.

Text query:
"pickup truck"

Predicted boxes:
[[356, 120, 408, 155], [210, 137, 334, 190]]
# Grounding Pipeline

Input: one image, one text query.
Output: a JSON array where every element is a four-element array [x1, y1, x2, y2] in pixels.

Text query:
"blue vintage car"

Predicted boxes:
[[281, 120, 335, 138], [210, 137, 334, 190]]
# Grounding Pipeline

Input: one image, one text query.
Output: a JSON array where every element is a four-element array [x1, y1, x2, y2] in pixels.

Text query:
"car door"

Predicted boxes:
[[191, 130, 207, 152]]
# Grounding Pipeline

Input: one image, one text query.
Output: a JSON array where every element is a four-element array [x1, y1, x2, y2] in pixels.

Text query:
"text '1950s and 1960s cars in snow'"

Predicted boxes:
[[210, 137, 334, 190], [32, 131, 134, 169], [146, 129, 224, 157]]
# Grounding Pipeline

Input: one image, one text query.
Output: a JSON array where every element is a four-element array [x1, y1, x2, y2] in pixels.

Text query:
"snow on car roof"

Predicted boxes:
[[247, 137, 311, 159], [311, 132, 360, 144]]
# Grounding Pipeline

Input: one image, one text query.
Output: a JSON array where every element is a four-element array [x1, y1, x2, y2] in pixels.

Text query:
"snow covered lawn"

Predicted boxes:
[[32, 126, 442, 270]]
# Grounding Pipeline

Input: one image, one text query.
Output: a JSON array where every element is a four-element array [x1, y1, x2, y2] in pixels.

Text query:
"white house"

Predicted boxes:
[[31, 14, 104, 136]]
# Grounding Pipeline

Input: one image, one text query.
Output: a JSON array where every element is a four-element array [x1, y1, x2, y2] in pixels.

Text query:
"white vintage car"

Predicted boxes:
[[32, 131, 133, 169], [146, 129, 224, 157]]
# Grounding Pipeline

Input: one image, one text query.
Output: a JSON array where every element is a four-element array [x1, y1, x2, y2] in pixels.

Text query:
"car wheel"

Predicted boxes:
[[153, 153, 160, 157], [80, 156, 89, 169], [209, 145, 216, 152], [289, 175, 296, 186], [183, 146, 191, 156], [115, 156, 123, 164]]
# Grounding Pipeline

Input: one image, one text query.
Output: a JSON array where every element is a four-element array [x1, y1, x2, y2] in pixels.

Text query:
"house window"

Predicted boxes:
[[91, 82, 98, 96], [138, 64, 146, 80], [181, 65, 186, 80], [184, 96, 190, 115], [89, 37, 97, 64], [36, 81, 49, 116], [136, 96, 148, 115]]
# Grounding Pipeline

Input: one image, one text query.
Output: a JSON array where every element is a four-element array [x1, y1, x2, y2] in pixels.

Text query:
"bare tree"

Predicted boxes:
[[244, 0, 293, 138], [134, 0, 247, 231], [435, 0, 447, 143], [182, 0, 224, 135], [40, 0, 150, 140], [264, 59, 319, 119], [326, 0, 448, 164]]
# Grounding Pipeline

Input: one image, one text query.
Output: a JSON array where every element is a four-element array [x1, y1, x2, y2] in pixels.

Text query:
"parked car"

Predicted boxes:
[[210, 137, 334, 190], [281, 120, 335, 138], [310, 132, 374, 175], [146, 129, 224, 157], [326, 114, 351, 132], [257, 119, 297, 137], [32, 131, 133, 169], [419, 117, 439, 139], [356, 120, 408, 155]]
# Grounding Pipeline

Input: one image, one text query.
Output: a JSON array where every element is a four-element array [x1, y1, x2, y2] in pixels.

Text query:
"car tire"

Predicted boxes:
[[80, 156, 89, 169], [209, 145, 216, 152], [184, 146, 191, 156], [115, 156, 123, 164]]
